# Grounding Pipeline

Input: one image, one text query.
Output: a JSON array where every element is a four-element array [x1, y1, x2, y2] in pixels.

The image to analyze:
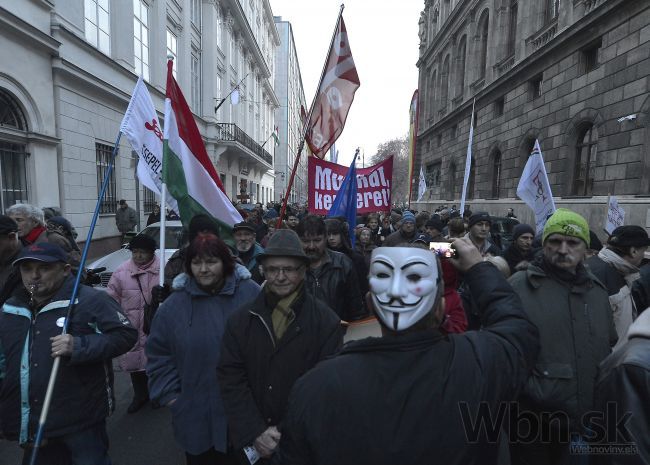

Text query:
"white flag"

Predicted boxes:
[[417, 166, 427, 202], [604, 196, 625, 234], [460, 101, 475, 215], [120, 77, 178, 213], [516, 140, 556, 234]]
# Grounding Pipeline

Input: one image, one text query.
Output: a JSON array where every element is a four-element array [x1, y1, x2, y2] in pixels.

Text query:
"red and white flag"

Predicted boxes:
[[162, 60, 242, 239], [305, 15, 360, 159]]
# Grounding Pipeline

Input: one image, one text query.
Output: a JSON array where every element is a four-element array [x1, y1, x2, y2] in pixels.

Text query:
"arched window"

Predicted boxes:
[[0, 89, 29, 211], [448, 162, 457, 199], [456, 36, 467, 97], [491, 150, 502, 198], [429, 70, 437, 120], [478, 11, 489, 79], [441, 55, 450, 110], [573, 124, 598, 196]]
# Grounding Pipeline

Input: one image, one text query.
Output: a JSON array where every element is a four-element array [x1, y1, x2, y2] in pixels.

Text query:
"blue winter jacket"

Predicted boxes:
[[0, 276, 137, 443], [146, 272, 261, 455]]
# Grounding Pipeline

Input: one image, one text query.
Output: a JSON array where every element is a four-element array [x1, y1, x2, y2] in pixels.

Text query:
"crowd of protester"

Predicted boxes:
[[0, 199, 649, 464]]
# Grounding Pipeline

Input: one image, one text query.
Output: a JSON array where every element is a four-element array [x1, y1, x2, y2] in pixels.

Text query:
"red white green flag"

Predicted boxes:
[[162, 59, 242, 239]]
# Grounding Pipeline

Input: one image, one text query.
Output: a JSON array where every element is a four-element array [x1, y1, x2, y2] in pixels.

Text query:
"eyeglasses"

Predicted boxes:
[[264, 265, 304, 277]]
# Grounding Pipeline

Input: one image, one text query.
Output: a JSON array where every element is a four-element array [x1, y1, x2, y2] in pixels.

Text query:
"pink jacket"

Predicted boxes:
[[107, 256, 160, 372]]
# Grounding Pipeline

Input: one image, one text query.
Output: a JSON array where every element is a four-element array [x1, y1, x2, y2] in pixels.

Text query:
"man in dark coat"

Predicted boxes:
[[218, 230, 343, 464], [383, 210, 417, 246], [0, 243, 137, 464], [594, 308, 650, 464], [509, 209, 617, 464], [273, 238, 539, 465], [501, 223, 536, 275], [296, 215, 365, 321], [0, 216, 22, 307]]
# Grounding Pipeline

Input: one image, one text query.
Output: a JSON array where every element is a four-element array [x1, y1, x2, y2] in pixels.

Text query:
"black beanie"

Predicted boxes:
[[468, 212, 491, 228], [189, 214, 220, 242], [128, 234, 157, 252], [512, 223, 535, 241]]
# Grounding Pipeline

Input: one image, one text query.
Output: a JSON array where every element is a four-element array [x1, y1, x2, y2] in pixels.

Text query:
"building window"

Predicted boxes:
[[426, 162, 442, 188], [467, 160, 475, 200], [95, 142, 117, 214], [429, 70, 437, 121], [451, 124, 458, 139], [507, 0, 518, 56], [478, 11, 489, 79], [529, 74, 543, 100], [215, 8, 222, 49], [456, 36, 467, 98], [437, 133, 442, 147], [166, 29, 178, 77], [573, 124, 598, 196], [191, 0, 202, 30], [191, 47, 201, 113], [143, 186, 156, 214], [84, 0, 110, 54], [582, 39, 602, 75], [447, 162, 457, 198], [546, 0, 560, 23], [0, 142, 29, 211], [133, 0, 150, 81], [441, 55, 450, 109], [495, 97, 505, 116], [0, 90, 27, 130], [491, 150, 502, 198]]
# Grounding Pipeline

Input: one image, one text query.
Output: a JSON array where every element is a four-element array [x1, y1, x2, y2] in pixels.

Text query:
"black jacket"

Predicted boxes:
[[0, 277, 137, 443], [305, 249, 365, 321], [594, 310, 650, 464], [501, 244, 535, 275], [218, 289, 343, 451], [273, 262, 540, 465]]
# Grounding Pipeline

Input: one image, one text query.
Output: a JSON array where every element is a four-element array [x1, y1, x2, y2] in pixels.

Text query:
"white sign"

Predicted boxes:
[[605, 196, 625, 234]]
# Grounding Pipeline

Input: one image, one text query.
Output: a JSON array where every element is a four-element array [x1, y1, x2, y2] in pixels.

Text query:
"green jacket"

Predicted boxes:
[[509, 262, 617, 429]]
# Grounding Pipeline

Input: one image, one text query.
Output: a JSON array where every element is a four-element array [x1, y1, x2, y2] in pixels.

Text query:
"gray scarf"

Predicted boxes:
[[597, 248, 640, 287]]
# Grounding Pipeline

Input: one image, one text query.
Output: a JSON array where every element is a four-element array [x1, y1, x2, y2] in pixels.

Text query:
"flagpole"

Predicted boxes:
[[29, 132, 123, 465], [260, 131, 273, 149], [277, 4, 345, 228], [158, 183, 167, 287], [214, 73, 250, 114], [459, 98, 476, 216]]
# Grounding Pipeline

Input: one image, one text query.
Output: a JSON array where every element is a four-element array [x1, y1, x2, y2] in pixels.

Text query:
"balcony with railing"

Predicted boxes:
[[216, 123, 273, 168]]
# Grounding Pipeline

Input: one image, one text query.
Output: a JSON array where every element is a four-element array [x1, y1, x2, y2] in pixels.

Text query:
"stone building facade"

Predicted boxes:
[[274, 17, 309, 205], [414, 0, 650, 233], [0, 0, 279, 254]]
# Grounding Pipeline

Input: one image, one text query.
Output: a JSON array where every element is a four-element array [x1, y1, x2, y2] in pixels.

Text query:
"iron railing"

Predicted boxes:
[[217, 123, 273, 166]]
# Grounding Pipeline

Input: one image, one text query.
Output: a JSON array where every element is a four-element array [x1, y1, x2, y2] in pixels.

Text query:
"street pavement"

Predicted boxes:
[[0, 368, 185, 465]]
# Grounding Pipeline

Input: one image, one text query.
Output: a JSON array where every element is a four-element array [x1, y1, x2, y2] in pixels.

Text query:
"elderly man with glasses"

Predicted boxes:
[[218, 229, 343, 464]]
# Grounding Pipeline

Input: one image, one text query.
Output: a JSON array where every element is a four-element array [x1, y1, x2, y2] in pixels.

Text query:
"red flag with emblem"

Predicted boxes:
[[305, 15, 360, 159]]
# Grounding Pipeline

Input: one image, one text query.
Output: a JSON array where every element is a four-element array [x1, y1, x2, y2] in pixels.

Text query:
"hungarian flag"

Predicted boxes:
[[162, 59, 242, 239], [305, 14, 360, 159], [272, 125, 280, 146]]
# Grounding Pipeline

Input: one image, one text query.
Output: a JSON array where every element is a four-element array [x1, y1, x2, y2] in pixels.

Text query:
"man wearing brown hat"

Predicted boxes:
[[587, 225, 650, 347], [218, 229, 343, 463]]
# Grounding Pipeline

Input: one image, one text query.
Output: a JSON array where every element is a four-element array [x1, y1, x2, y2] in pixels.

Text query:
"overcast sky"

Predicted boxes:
[[270, 0, 423, 167]]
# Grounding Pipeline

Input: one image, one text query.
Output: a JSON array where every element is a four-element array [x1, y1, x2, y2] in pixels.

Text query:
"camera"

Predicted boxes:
[[429, 241, 457, 259]]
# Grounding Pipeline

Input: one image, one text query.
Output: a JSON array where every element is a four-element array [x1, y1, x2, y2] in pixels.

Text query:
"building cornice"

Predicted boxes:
[[262, 0, 281, 45], [222, 0, 271, 78], [0, 6, 60, 56]]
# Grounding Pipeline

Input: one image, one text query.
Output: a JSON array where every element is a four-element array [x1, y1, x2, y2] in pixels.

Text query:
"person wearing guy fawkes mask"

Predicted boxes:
[[273, 238, 540, 465]]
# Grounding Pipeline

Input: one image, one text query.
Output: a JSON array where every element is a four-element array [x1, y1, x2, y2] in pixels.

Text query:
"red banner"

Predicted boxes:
[[305, 16, 360, 158], [308, 156, 393, 215]]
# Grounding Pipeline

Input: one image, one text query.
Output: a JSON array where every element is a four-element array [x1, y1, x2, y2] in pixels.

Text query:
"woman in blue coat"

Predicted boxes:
[[146, 233, 261, 464]]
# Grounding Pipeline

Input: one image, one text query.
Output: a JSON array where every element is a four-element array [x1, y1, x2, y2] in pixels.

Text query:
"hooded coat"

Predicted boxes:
[[145, 272, 260, 455], [107, 255, 159, 372]]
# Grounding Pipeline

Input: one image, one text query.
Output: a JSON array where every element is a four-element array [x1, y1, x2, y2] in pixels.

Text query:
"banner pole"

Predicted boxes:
[[276, 4, 345, 228], [29, 132, 123, 465], [158, 183, 167, 287]]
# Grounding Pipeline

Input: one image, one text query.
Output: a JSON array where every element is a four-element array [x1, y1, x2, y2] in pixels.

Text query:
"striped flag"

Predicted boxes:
[[272, 125, 280, 146], [162, 59, 242, 240]]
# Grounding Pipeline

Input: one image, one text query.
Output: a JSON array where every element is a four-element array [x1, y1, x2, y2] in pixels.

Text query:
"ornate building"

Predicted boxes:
[[0, 0, 279, 253], [414, 0, 650, 230]]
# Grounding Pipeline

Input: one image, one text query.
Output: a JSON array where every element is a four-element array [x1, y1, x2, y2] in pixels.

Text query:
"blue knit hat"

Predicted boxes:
[[402, 211, 416, 224]]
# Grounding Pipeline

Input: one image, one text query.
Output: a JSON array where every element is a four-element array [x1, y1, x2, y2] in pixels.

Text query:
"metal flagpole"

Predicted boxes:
[[214, 73, 250, 114], [29, 132, 123, 465], [158, 183, 167, 287], [276, 4, 345, 228]]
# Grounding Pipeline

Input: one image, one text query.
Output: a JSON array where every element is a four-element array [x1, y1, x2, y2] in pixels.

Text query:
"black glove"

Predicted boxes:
[[151, 284, 170, 306]]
